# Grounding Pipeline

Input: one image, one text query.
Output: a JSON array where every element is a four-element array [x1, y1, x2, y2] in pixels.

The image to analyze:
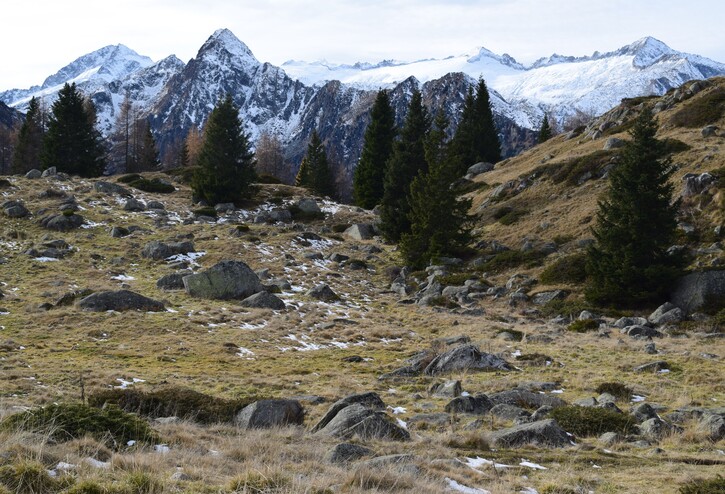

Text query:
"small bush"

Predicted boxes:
[[256, 174, 283, 184], [166, 166, 197, 184], [235, 224, 250, 233], [669, 88, 725, 128], [661, 138, 691, 155], [128, 178, 175, 194], [0, 179, 12, 188], [552, 234, 574, 246], [192, 206, 217, 218], [679, 475, 725, 494], [476, 249, 546, 273], [516, 353, 553, 366], [427, 296, 459, 309], [531, 150, 615, 186], [63, 480, 110, 494], [62, 209, 75, 217], [88, 386, 251, 424], [540, 253, 587, 284], [123, 472, 163, 494], [549, 405, 635, 436], [595, 382, 632, 401], [0, 461, 61, 493], [117, 174, 142, 184], [343, 468, 413, 491], [332, 223, 350, 233], [0, 403, 157, 449], [496, 329, 523, 341], [493, 206, 529, 225], [540, 298, 595, 318], [566, 319, 599, 333]]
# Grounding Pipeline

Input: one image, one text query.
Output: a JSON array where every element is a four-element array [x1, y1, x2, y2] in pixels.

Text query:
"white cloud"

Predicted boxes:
[[1, 0, 723, 90]]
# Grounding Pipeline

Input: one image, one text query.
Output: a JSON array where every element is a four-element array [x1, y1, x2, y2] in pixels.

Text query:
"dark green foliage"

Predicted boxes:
[[540, 298, 597, 318], [0, 178, 11, 188], [400, 112, 472, 268], [540, 253, 588, 284], [566, 319, 599, 333], [191, 95, 256, 205], [549, 405, 635, 436], [531, 150, 615, 186], [492, 206, 529, 225], [118, 173, 142, 184], [661, 138, 691, 154], [669, 87, 725, 127], [192, 206, 217, 218], [586, 107, 683, 307], [450, 79, 501, 176], [12, 96, 44, 174], [354, 89, 396, 209], [135, 122, 160, 172], [0, 461, 62, 494], [128, 178, 175, 194], [41, 83, 105, 177], [295, 130, 335, 198], [379, 90, 430, 243], [0, 403, 157, 448], [169, 166, 198, 184], [475, 249, 546, 273], [679, 476, 725, 494], [595, 382, 633, 400], [256, 174, 283, 184], [538, 115, 553, 143], [88, 386, 251, 424]]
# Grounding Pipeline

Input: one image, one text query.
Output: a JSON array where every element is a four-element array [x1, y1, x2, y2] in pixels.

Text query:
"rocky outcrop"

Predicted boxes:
[[78, 290, 164, 312], [423, 344, 514, 375], [670, 270, 725, 313], [235, 399, 304, 429], [183, 260, 264, 300], [485, 419, 572, 448]]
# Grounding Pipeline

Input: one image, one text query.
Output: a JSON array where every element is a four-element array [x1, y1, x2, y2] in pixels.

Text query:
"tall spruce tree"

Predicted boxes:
[[585, 107, 682, 306], [379, 90, 430, 243], [400, 112, 472, 268], [450, 79, 501, 175], [353, 89, 396, 209], [191, 95, 256, 205], [41, 83, 105, 177], [136, 121, 160, 171], [297, 130, 335, 198], [12, 96, 44, 174], [538, 115, 553, 143]]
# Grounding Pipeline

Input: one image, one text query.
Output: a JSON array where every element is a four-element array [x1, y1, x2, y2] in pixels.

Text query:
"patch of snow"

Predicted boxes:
[[84, 458, 110, 469], [380, 337, 402, 345], [239, 321, 268, 330], [396, 418, 408, 429], [519, 459, 547, 470], [445, 478, 491, 494], [111, 274, 135, 281], [389, 406, 407, 415], [154, 444, 171, 454], [550, 389, 564, 394], [166, 251, 206, 266], [114, 377, 145, 389], [631, 395, 646, 402], [80, 220, 105, 229], [658, 369, 670, 374], [33, 257, 59, 262], [127, 440, 136, 446], [461, 391, 471, 397], [464, 457, 512, 470], [519, 489, 540, 494], [511, 349, 522, 357], [236, 347, 254, 357]]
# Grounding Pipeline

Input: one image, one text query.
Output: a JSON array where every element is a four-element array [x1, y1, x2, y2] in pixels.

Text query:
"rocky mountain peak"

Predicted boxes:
[[616, 36, 676, 67], [198, 28, 259, 70]]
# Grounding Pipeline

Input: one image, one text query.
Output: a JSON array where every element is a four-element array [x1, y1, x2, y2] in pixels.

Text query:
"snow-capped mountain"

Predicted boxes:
[[282, 36, 725, 126]]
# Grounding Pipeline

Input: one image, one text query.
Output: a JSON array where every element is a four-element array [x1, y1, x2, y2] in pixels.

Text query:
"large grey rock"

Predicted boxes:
[[40, 213, 84, 231], [239, 291, 286, 310], [531, 290, 568, 306], [94, 181, 131, 196], [123, 198, 146, 212], [306, 283, 340, 302], [490, 403, 531, 422], [344, 223, 375, 241], [78, 290, 164, 312], [296, 198, 320, 213], [142, 240, 195, 260], [633, 361, 670, 373], [639, 417, 680, 440], [25, 169, 42, 179], [624, 325, 663, 338], [631, 403, 659, 423], [648, 302, 682, 325], [466, 162, 494, 176], [2, 201, 29, 218], [314, 403, 409, 441], [312, 392, 385, 432], [183, 260, 263, 300], [488, 389, 567, 409], [699, 413, 725, 441], [423, 344, 514, 375], [428, 380, 462, 398], [614, 316, 649, 328], [682, 172, 716, 197], [670, 270, 725, 313], [325, 443, 375, 464], [485, 419, 571, 448], [235, 399, 304, 429], [603, 137, 625, 150], [444, 394, 494, 415], [156, 273, 187, 290]]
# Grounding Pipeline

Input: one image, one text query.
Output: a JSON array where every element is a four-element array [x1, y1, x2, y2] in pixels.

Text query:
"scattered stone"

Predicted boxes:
[[599, 432, 623, 446], [239, 291, 286, 310], [633, 361, 670, 373], [407, 413, 452, 429], [624, 325, 663, 338], [123, 198, 146, 211], [423, 344, 514, 375], [644, 342, 657, 354], [78, 290, 164, 312], [490, 403, 531, 422], [639, 417, 680, 440], [466, 162, 494, 176], [445, 394, 494, 415], [314, 403, 409, 441], [325, 443, 375, 464], [306, 283, 340, 302], [614, 317, 649, 328], [531, 290, 568, 305], [94, 181, 131, 196], [701, 125, 719, 138], [40, 213, 84, 231], [699, 413, 725, 441], [649, 302, 684, 325], [146, 200, 165, 210], [485, 419, 572, 448], [183, 260, 264, 300], [682, 172, 717, 197], [573, 397, 599, 407], [2, 200, 29, 218], [141, 240, 195, 260], [25, 169, 42, 179], [156, 273, 188, 290], [488, 389, 566, 409], [631, 403, 659, 423], [214, 202, 236, 213], [428, 380, 462, 398], [344, 224, 375, 241], [312, 392, 386, 432], [235, 399, 304, 429], [296, 198, 320, 214], [110, 226, 130, 238]]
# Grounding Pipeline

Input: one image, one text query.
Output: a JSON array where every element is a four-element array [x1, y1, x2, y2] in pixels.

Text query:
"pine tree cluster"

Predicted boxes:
[[295, 130, 335, 198]]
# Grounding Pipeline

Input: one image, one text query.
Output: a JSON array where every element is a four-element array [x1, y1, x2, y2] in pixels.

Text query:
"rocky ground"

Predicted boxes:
[[0, 164, 722, 494]]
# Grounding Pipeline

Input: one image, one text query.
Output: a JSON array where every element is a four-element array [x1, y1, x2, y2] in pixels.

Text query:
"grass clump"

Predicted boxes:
[[332, 223, 350, 233], [88, 386, 250, 424], [476, 249, 546, 273], [0, 461, 64, 494], [492, 206, 529, 225], [0, 403, 157, 449], [128, 178, 175, 194], [228, 471, 289, 493], [679, 475, 725, 494], [117, 173, 142, 184], [595, 382, 633, 401], [566, 319, 599, 333], [669, 87, 725, 127], [531, 150, 615, 186], [549, 405, 635, 436], [540, 253, 588, 284]]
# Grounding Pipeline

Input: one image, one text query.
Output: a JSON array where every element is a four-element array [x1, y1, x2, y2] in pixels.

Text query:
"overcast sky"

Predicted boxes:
[[1, 0, 723, 90]]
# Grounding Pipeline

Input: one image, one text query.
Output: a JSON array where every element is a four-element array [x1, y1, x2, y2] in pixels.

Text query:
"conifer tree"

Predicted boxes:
[[136, 121, 160, 171], [178, 140, 190, 168], [297, 130, 335, 198], [585, 107, 682, 306], [191, 95, 256, 205], [450, 79, 501, 175], [400, 112, 472, 268], [379, 90, 430, 243], [353, 89, 396, 209], [41, 83, 105, 177], [12, 96, 44, 174], [538, 114, 553, 143]]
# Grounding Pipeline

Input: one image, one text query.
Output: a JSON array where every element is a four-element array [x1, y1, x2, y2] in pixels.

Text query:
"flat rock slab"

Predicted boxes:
[[485, 419, 572, 448], [424, 344, 514, 375], [314, 403, 409, 441], [78, 290, 164, 312]]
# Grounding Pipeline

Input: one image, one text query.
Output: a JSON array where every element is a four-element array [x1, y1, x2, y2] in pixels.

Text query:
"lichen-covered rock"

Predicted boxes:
[[183, 260, 263, 300], [78, 290, 164, 312], [235, 399, 304, 429], [486, 419, 572, 448], [239, 291, 286, 310], [423, 344, 514, 375]]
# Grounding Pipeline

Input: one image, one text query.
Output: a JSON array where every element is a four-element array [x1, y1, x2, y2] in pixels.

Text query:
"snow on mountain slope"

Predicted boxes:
[[282, 36, 725, 128]]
